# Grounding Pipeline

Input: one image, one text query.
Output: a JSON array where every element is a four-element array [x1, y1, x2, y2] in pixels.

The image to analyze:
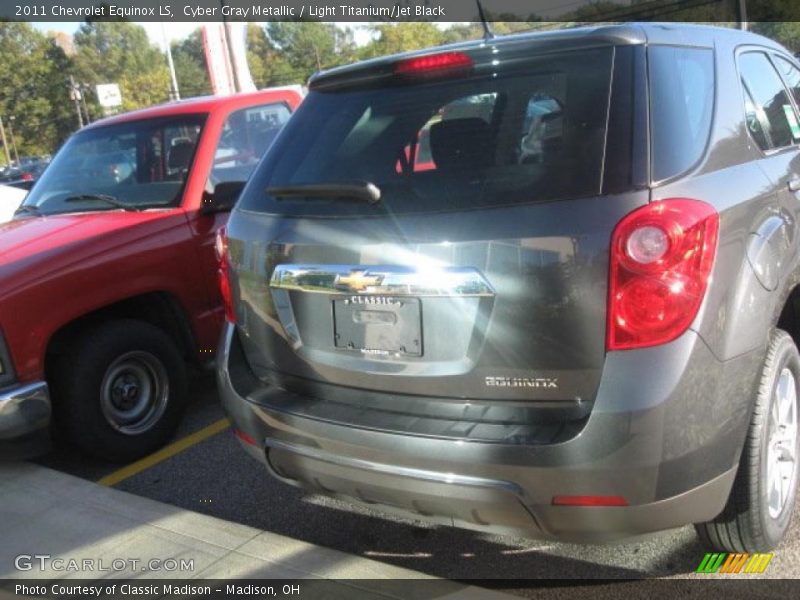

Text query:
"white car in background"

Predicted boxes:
[[0, 184, 26, 223]]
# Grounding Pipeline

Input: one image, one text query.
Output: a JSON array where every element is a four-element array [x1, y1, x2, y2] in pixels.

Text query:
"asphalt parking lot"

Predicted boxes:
[[36, 371, 800, 595]]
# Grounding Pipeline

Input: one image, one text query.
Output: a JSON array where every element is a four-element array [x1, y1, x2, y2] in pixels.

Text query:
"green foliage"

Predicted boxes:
[[171, 29, 212, 98], [442, 22, 547, 44], [247, 23, 295, 87], [347, 22, 546, 63], [262, 22, 357, 84], [0, 22, 74, 163], [73, 22, 171, 113], [359, 23, 444, 59], [752, 22, 800, 52], [747, 0, 800, 22]]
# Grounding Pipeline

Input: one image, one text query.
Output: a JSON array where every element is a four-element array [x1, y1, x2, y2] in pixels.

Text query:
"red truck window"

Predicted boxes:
[[209, 102, 292, 190], [22, 114, 206, 215]]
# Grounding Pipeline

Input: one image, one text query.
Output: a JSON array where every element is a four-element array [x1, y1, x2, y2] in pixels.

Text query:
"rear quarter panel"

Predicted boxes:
[[656, 38, 797, 363], [645, 37, 800, 477]]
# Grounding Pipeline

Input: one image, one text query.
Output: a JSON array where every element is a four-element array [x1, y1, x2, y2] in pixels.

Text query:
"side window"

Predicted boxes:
[[135, 122, 202, 184], [164, 124, 202, 179], [739, 52, 800, 151], [743, 87, 770, 151], [774, 55, 800, 109], [649, 46, 714, 181], [210, 102, 291, 187]]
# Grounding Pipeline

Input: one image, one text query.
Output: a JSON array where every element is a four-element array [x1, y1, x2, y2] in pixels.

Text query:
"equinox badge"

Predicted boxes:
[[485, 376, 559, 389]]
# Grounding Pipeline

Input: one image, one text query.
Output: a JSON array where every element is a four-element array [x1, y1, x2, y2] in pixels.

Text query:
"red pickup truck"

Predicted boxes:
[[0, 88, 303, 461]]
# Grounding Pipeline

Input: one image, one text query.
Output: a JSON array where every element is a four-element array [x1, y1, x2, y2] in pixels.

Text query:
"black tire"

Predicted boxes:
[[52, 319, 187, 462], [695, 329, 800, 552]]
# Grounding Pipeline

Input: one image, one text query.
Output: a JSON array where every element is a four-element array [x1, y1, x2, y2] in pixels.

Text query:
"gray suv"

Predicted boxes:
[[218, 24, 800, 552]]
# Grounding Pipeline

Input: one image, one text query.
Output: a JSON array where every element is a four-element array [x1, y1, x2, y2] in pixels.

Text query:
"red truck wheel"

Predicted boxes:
[[53, 319, 188, 462]]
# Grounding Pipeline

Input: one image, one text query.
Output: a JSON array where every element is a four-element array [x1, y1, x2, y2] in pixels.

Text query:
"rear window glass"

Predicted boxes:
[[239, 48, 613, 216], [649, 46, 714, 182]]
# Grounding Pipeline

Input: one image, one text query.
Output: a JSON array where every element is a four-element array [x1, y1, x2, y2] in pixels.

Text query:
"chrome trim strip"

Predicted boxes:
[[0, 381, 51, 440], [264, 437, 523, 496], [269, 264, 495, 297]]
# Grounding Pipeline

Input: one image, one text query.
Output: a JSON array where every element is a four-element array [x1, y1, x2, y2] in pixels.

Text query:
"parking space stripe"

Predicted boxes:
[[97, 418, 231, 487]]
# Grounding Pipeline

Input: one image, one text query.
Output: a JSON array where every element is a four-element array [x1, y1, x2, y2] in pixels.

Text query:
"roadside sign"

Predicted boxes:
[[96, 83, 122, 108]]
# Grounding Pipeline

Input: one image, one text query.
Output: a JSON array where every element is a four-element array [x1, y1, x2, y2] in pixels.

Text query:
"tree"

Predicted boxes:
[[441, 23, 483, 44], [359, 23, 445, 59], [0, 23, 75, 162], [263, 22, 356, 84], [171, 29, 212, 98], [73, 22, 171, 114], [247, 23, 295, 88], [442, 21, 546, 44], [752, 22, 800, 53]]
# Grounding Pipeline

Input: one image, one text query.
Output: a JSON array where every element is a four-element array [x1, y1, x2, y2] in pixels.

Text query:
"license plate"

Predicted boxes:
[[333, 297, 422, 356]]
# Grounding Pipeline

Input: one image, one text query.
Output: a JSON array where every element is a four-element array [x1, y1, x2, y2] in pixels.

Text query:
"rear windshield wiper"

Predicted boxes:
[[14, 205, 41, 217], [64, 194, 140, 211], [268, 181, 381, 204]]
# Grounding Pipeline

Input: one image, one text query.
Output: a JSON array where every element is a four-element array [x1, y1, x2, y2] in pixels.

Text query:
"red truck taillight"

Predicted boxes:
[[214, 228, 236, 323], [607, 198, 719, 351]]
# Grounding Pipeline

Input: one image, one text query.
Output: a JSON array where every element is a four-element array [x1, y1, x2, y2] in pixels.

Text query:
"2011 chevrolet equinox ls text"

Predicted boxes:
[[218, 24, 800, 552]]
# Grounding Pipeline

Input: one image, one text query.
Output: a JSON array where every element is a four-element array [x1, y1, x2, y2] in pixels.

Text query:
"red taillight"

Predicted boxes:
[[395, 52, 473, 77], [215, 228, 236, 323], [552, 495, 629, 507], [607, 198, 719, 351], [20, 172, 33, 181]]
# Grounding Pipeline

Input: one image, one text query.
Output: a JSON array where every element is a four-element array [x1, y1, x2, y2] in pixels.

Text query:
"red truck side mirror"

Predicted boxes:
[[201, 181, 246, 215]]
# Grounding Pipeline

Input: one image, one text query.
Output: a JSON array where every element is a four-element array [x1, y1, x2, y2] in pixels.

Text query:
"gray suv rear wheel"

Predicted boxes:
[[696, 329, 800, 552]]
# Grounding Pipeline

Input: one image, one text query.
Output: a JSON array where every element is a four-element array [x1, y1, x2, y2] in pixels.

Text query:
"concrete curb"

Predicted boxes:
[[0, 462, 514, 599]]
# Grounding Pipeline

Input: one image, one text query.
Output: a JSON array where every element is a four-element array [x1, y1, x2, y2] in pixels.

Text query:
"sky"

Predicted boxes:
[[31, 21, 377, 48]]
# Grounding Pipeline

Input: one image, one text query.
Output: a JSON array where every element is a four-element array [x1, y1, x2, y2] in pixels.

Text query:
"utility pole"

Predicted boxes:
[[68, 75, 84, 129], [79, 85, 91, 124], [220, 1, 241, 93], [161, 22, 181, 101], [0, 115, 11, 166], [738, 0, 748, 30], [8, 116, 19, 163]]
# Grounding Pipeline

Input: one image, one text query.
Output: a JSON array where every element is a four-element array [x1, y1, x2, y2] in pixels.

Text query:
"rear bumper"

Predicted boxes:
[[218, 323, 756, 542], [0, 381, 51, 458], [260, 434, 735, 542]]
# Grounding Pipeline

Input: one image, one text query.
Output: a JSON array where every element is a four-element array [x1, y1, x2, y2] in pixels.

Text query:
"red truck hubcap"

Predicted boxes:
[[100, 351, 169, 435]]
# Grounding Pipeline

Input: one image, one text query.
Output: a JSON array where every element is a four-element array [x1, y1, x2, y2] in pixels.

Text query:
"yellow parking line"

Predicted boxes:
[[97, 418, 231, 487]]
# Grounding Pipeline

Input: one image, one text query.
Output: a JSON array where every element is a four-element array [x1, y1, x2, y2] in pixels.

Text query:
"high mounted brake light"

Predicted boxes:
[[607, 198, 719, 351], [394, 52, 473, 77]]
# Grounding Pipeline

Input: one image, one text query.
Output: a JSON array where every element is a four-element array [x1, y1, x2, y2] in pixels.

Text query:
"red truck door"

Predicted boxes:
[[185, 95, 301, 355]]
